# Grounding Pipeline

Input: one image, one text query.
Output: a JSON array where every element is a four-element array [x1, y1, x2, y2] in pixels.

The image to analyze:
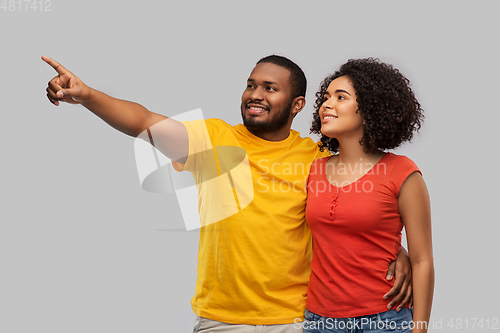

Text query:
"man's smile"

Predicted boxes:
[[246, 103, 270, 115]]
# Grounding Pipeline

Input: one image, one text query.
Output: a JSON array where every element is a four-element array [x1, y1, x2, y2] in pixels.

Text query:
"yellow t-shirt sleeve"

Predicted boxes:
[[172, 119, 218, 172], [315, 141, 333, 159]]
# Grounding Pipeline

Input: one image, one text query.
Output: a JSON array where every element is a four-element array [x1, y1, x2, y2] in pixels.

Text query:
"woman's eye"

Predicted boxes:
[[338, 95, 345, 100]]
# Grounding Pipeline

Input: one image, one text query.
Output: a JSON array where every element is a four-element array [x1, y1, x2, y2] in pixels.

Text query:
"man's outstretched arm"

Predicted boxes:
[[42, 55, 188, 163]]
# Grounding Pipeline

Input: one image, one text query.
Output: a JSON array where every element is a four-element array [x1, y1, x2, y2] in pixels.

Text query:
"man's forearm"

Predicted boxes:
[[43, 56, 188, 161], [81, 88, 166, 137]]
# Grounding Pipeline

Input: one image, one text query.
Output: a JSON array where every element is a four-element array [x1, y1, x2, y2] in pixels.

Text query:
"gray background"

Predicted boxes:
[[1, 1, 499, 332]]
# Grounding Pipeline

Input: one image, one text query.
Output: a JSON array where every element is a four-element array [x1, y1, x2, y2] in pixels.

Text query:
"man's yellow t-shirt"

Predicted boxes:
[[173, 118, 329, 324]]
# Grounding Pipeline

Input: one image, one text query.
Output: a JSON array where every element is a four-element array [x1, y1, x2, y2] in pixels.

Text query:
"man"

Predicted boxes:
[[43, 55, 412, 332]]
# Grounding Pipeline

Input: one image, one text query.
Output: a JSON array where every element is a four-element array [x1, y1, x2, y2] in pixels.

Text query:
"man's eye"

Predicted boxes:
[[267, 87, 276, 91]]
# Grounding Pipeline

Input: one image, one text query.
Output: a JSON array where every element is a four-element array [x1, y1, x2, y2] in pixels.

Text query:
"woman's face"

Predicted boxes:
[[319, 76, 363, 139]]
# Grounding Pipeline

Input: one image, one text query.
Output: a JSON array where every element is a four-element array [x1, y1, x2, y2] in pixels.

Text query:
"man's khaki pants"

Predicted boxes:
[[193, 316, 304, 333]]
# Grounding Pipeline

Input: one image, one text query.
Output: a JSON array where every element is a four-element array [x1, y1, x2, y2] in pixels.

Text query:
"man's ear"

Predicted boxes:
[[292, 96, 306, 117]]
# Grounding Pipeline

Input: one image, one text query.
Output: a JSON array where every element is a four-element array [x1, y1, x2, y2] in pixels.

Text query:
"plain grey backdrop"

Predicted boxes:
[[1, 1, 499, 332]]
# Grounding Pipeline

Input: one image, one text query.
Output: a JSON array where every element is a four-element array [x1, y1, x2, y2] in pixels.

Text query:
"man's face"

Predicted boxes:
[[241, 62, 294, 135]]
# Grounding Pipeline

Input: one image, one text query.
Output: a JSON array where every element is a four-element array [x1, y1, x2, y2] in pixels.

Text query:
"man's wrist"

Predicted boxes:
[[81, 87, 101, 107]]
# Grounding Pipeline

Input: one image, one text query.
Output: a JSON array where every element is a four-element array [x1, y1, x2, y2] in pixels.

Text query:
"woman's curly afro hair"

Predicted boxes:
[[311, 58, 424, 153]]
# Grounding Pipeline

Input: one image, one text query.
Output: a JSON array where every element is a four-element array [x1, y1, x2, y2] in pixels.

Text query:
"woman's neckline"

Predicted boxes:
[[322, 152, 388, 188]]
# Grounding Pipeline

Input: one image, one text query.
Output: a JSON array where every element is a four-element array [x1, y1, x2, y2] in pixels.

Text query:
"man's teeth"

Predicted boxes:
[[250, 107, 267, 111]]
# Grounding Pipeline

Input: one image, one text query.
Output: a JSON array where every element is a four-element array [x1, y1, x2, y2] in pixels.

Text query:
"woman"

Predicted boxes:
[[304, 58, 434, 333]]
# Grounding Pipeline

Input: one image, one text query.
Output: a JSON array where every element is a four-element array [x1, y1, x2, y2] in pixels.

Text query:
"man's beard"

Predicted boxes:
[[241, 100, 293, 135]]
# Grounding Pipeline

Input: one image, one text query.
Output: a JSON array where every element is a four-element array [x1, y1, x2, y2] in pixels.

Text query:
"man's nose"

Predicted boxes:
[[249, 86, 265, 101]]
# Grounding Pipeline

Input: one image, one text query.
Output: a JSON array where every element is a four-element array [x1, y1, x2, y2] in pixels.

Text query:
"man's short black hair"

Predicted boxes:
[[257, 55, 307, 100]]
